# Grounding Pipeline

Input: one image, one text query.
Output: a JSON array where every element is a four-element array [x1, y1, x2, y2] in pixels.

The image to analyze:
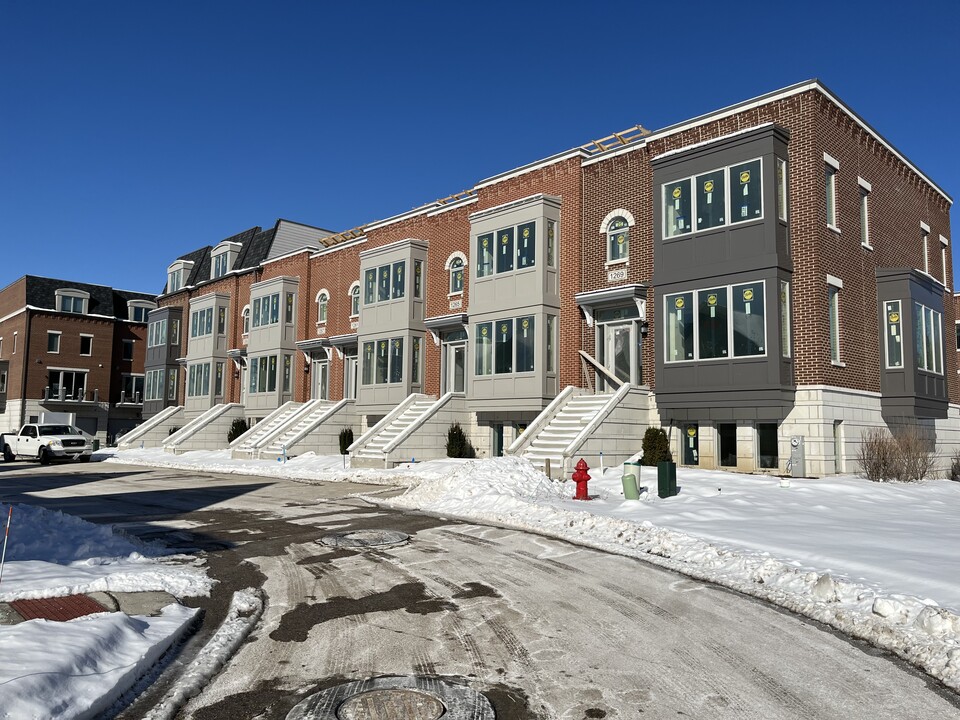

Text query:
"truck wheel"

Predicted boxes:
[[38, 448, 50, 466], [2, 445, 13, 462]]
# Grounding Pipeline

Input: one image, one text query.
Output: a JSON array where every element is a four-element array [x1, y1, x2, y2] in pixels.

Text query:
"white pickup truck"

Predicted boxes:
[[1, 423, 93, 464]]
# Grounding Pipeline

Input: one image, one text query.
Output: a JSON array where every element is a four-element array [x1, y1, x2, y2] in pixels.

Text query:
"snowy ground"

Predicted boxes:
[[2, 447, 959, 718], [0, 501, 214, 720]]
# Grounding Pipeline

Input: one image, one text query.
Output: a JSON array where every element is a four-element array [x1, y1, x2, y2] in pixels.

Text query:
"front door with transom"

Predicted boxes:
[[343, 352, 358, 400], [441, 329, 467, 394], [595, 306, 643, 391], [313, 358, 329, 400]]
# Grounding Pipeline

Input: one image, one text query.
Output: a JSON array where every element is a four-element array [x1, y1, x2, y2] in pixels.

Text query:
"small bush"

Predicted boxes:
[[446, 422, 476, 459], [641, 427, 672, 466], [857, 426, 936, 482], [950, 449, 960, 481], [227, 417, 249, 443], [339, 427, 354, 455]]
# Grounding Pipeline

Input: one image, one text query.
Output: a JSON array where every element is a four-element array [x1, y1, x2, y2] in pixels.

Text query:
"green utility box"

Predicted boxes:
[[92, 439, 100, 452], [657, 461, 677, 498], [621, 461, 641, 500]]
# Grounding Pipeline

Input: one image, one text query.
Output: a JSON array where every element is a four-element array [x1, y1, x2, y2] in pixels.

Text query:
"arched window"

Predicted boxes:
[[600, 209, 636, 265], [316, 290, 329, 324], [445, 252, 467, 295], [242, 305, 250, 334], [349, 282, 361, 317], [607, 216, 629, 263]]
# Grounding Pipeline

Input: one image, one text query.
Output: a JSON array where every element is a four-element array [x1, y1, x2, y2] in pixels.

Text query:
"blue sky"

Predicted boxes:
[[2, 1, 957, 295]]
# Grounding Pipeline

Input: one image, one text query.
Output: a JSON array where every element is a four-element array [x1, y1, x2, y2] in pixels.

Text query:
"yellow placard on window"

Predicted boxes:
[[672, 187, 682, 199], [687, 426, 697, 437], [501, 234, 509, 244], [740, 171, 751, 184], [617, 234, 625, 244], [480, 326, 488, 336], [482, 238, 489, 248], [707, 294, 717, 306], [704, 180, 714, 193], [889, 312, 899, 323], [675, 297, 685, 309], [521, 319, 529, 329], [743, 289, 754, 302], [523, 227, 530, 238]]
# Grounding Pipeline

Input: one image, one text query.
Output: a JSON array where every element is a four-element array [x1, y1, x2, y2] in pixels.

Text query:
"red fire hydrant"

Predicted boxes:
[[572, 458, 591, 500]]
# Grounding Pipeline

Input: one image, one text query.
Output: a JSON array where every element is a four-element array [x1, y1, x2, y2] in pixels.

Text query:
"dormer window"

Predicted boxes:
[[167, 259, 195, 294], [55, 288, 90, 314], [211, 241, 241, 279], [127, 300, 157, 323]]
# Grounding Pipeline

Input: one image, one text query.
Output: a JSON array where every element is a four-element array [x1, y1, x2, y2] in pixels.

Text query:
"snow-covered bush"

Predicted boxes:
[[226, 418, 249, 443]]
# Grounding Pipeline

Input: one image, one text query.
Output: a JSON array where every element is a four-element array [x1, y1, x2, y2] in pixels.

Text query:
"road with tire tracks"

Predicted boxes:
[[1, 459, 959, 719]]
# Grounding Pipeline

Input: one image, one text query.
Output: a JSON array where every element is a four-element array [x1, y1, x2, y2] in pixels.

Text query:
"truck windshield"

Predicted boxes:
[[38, 425, 77, 436]]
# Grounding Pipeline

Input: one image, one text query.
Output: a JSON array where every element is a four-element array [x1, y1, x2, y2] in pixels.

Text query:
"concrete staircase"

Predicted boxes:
[[260, 399, 340, 459], [229, 401, 304, 459], [118, 405, 184, 450], [510, 383, 651, 477], [162, 403, 243, 454], [349, 394, 439, 468]]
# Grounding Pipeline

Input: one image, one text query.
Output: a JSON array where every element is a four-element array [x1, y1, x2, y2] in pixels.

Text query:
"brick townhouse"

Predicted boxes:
[[0, 275, 156, 442], [129, 79, 952, 477]]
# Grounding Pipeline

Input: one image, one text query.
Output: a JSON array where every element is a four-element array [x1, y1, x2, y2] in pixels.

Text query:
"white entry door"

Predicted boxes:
[[604, 323, 633, 385], [313, 359, 329, 400], [443, 342, 466, 393]]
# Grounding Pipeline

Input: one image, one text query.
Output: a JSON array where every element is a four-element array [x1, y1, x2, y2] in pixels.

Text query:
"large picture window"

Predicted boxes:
[[477, 221, 538, 278], [364, 262, 407, 305], [188, 363, 211, 397], [248, 355, 278, 393], [665, 281, 768, 363], [148, 319, 167, 348], [252, 293, 281, 328], [662, 158, 764, 239], [191, 308, 213, 338], [475, 317, 535, 376]]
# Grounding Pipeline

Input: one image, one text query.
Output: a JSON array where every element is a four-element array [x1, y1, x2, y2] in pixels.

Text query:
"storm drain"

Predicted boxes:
[[286, 675, 495, 720], [320, 530, 409, 549]]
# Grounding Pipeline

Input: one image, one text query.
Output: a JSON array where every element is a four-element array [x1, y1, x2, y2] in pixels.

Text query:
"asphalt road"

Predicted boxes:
[[2, 459, 959, 720]]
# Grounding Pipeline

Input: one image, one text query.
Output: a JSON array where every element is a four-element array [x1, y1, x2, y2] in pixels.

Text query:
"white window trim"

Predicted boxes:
[[824, 154, 840, 234], [315, 288, 330, 325], [603, 212, 632, 267], [827, 278, 844, 366], [348, 281, 361, 318], [445, 252, 468, 296], [858, 177, 873, 250], [662, 158, 765, 241], [47, 330, 62, 354], [922, 228, 930, 275], [662, 280, 769, 364], [79, 333, 94, 356], [941, 235, 951, 291]]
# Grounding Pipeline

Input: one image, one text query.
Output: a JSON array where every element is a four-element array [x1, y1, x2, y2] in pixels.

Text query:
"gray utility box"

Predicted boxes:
[[788, 436, 805, 477]]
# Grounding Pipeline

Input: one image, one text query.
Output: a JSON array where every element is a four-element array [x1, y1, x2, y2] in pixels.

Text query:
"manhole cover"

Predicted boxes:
[[320, 530, 409, 548], [337, 688, 444, 719], [287, 676, 495, 720]]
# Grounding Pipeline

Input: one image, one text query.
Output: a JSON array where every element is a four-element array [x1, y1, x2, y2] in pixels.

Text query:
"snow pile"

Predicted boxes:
[[106, 447, 470, 487], [0, 503, 212, 602], [0, 604, 197, 720], [380, 457, 960, 692]]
